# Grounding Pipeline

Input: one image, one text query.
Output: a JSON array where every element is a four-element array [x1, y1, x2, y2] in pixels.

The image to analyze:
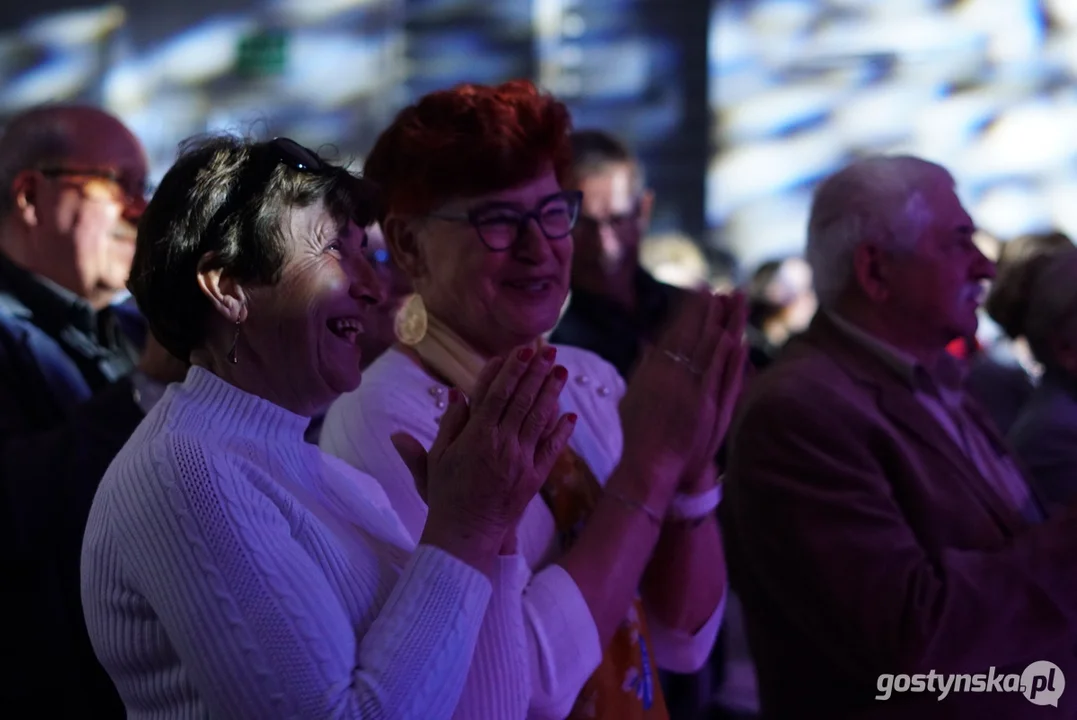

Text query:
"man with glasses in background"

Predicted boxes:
[[551, 130, 756, 720], [0, 104, 187, 716], [550, 129, 685, 379]]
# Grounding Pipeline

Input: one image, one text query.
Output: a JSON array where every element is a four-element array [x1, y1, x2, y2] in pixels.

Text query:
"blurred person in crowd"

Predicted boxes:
[[305, 222, 411, 443], [82, 135, 578, 719], [551, 133, 738, 718], [639, 232, 712, 290], [549, 129, 687, 380], [1004, 246, 1077, 515], [321, 81, 745, 719], [721, 155, 1077, 718], [0, 104, 187, 716], [358, 222, 413, 363], [744, 256, 816, 371], [967, 231, 1075, 434]]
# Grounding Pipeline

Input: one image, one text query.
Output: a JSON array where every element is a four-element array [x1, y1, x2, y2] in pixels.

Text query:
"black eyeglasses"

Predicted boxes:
[[576, 200, 643, 237], [37, 166, 153, 204], [429, 190, 583, 252]]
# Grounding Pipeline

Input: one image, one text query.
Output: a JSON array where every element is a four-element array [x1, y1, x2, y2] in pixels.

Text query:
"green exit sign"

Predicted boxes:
[[236, 29, 288, 77]]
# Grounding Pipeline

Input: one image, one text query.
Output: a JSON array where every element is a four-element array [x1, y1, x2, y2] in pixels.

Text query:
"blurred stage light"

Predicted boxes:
[[709, 0, 1077, 266], [153, 18, 254, 85], [271, 0, 381, 25], [0, 52, 96, 109], [23, 6, 125, 48]]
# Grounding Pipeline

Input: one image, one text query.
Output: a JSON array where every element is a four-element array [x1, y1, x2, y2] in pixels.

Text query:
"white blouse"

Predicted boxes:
[[320, 345, 725, 719]]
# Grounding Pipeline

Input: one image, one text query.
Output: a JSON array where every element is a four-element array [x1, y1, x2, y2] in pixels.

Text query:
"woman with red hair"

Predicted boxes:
[[320, 80, 744, 719]]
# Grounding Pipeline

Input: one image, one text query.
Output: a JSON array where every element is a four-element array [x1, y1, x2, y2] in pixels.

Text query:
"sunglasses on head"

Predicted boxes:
[[267, 137, 379, 223], [203, 137, 377, 231], [262, 137, 327, 174]]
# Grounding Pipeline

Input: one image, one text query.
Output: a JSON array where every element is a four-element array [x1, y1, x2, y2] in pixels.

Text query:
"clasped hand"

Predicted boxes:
[[393, 346, 576, 553], [618, 290, 748, 507]]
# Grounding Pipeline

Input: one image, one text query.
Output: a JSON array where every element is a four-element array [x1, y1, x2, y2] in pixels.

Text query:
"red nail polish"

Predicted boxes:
[[543, 346, 557, 361], [554, 366, 568, 381], [567, 413, 578, 424], [448, 388, 460, 403], [518, 348, 534, 362]]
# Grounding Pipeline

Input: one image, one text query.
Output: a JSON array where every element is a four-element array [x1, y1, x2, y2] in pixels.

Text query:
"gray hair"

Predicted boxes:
[[1017, 247, 1077, 369], [0, 105, 81, 216], [805, 155, 954, 309]]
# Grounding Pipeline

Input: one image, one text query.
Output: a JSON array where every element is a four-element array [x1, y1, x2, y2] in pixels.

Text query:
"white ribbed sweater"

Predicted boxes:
[[81, 366, 528, 720]]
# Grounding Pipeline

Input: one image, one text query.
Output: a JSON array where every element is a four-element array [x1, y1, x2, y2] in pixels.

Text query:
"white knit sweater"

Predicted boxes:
[[80, 366, 514, 720]]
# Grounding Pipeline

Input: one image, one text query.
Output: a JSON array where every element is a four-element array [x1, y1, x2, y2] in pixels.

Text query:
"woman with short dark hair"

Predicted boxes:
[[81, 135, 576, 719]]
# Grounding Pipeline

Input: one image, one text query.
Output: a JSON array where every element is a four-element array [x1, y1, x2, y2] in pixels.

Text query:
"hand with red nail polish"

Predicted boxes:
[[393, 344, 577, 573], [615, 289, 748, 505]]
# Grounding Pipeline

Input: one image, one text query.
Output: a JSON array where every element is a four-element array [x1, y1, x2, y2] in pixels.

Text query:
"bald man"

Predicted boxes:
[[0, 105, 186, 716]]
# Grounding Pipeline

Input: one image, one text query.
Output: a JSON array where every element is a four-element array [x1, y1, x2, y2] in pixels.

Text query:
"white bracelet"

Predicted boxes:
[[666, 483, 723, 522]]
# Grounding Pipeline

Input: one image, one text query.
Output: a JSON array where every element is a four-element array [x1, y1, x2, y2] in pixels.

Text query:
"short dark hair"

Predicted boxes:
[[128, 134, 378, 360], [986, 230, 1075, 339], [569, 129, 643, 191]]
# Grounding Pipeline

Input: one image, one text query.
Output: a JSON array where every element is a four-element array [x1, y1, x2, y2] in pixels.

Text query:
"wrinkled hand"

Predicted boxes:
[[618, 290, 747, 502], [393, 346, 577, 549], [138, 332, 190, 385], [680, 292, 747, 487]]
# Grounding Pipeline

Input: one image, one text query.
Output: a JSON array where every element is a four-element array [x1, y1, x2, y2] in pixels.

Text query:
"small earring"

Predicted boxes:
[[227, 320, 241, 364]]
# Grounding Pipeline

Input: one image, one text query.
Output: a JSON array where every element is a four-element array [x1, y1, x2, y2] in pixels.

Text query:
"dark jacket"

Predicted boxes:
[[551, 269, 687, 379], [0, 260, 144, 717], [722, 313, 1073, 718], [1009, 371, 1077, 517], [964, 344, 1035, 437]]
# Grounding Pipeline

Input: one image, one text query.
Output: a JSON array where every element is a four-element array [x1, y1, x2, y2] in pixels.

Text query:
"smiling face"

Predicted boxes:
[[241, 200, 384, 411], [396, 168, 574, 356]]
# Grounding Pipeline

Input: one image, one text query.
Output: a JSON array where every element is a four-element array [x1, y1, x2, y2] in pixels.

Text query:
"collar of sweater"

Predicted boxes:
[[173, 366, 311, 444]]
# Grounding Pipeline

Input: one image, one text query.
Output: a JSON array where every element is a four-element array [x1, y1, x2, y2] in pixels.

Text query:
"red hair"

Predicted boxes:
[[363, 80, 573, 219]]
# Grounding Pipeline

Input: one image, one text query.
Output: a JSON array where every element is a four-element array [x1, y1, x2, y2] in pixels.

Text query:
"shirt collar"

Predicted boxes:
[[0, 253, 97, 335], [825, 311, 965, 398]]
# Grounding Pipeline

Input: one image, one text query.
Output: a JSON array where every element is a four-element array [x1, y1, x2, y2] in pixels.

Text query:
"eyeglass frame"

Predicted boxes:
[[427, 189, 584, 252], [36, 166, 154, 206], [575, 196, 645, 236]]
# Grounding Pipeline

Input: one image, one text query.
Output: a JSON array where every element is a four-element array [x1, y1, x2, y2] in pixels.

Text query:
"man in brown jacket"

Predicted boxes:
[[722, 155, 1076, 718]]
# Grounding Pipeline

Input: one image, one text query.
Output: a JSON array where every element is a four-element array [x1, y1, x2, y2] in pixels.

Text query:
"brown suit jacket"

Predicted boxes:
[[722, 313, 1077, 719]]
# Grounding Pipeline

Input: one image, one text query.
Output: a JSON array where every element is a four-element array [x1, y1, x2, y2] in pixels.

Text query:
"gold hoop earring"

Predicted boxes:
[[227, 320, 241, 364], [394, 293, 428, 346]]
